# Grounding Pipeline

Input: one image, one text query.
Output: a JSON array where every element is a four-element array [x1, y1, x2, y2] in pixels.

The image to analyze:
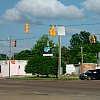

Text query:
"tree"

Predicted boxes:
[[79, 31, 91, 45], [31, 34, 55, 56], [0, 54, 8, 60], [25, 55, 58, 76], [14, 50, 32, 60], [69, 31, 91, 49], [25, 34, 66, 77], [61, 46, 70, 63], [69, 33, 82, 48], [68, 31, 100, 64]]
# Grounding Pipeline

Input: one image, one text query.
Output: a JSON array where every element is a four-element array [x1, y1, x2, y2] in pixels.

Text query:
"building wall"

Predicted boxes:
[[65, 64, 80, 75], [65, 64, 76, 75], [75, 67, 80, 75], [80, 63, 96, 73], [0, 60, 28, 77]]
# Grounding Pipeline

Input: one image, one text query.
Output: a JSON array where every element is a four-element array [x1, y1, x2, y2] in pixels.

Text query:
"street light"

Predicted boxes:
[[8, 36, 11, 78]]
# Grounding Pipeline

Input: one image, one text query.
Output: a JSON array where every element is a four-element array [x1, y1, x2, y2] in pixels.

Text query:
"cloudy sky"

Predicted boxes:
[[0, 0, 100, 54]]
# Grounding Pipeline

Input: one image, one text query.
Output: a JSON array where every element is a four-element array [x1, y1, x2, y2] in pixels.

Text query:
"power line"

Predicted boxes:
[[0, 22, 100, 41], [26, 22, 100, 28], [0, 36, 42, 41], [16, 36, 41, 40], [41, 22, 100, 27], [64, 23, 100, 27]]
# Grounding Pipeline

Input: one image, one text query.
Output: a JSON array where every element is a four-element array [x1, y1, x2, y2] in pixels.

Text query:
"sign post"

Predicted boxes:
[[57, 25, 65, 79]]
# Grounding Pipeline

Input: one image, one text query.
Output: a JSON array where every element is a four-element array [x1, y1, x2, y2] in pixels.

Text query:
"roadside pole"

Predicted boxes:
[[58, 35, 62, 79], [81, 46, 83, 64], [57, 25, 65, 79], [49, 25, 65, 79], [8, 35, 11, 79]]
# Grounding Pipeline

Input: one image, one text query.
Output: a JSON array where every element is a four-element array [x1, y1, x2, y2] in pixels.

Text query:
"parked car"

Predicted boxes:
[[79, 69, 100, 80]]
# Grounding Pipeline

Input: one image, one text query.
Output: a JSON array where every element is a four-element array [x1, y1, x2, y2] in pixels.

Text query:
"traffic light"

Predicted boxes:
[[13, 40, 17, 47], [25, 23, 29, 33], [91, 35, 96, 44], [49, 25, 56, 36]]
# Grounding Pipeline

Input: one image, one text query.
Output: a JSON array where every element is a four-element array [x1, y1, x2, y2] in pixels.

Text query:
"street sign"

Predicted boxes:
[[57, 25, 65, 36]]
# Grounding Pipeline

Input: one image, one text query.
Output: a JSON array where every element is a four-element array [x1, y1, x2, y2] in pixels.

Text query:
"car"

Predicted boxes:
[[79, 69, 100, 80]]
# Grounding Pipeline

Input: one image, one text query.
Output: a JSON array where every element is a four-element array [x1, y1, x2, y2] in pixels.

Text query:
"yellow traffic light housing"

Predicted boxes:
[[25, 23, 29, 33], [13, 40, 17, 47], [91, 35, 96, 44], [49, 25, 56, 36]]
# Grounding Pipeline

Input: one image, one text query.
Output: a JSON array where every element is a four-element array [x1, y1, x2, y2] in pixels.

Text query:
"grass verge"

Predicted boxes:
[[9, 76, 79, 80]]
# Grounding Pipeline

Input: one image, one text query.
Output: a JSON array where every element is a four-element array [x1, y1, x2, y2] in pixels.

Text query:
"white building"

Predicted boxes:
[[0, 60, 28, 77]]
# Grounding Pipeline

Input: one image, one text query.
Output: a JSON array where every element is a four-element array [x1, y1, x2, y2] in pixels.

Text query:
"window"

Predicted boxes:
[[84, 70, 92, 74]]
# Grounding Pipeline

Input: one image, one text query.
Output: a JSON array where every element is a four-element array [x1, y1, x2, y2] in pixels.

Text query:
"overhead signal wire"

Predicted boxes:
[[0, 22, 100, 42], [0, 36, 42, 41], [64, 22, 100, 27]]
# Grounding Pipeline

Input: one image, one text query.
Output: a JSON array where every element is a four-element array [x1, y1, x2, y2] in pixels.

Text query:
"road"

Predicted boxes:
[[0, 79, 100, 100]]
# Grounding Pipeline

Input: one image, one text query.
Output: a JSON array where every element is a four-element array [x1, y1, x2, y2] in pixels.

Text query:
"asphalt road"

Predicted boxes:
[[0, 79, 100, 100]]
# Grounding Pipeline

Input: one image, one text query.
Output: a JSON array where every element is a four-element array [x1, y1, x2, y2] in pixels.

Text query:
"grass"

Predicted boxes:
[[9, 75, 80, 80], [61, 77, 79, 80], [11, 77, 57, 80]]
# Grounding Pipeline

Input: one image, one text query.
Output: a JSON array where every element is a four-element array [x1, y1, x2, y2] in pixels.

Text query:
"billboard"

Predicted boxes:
[[43, 47, 53, 56]]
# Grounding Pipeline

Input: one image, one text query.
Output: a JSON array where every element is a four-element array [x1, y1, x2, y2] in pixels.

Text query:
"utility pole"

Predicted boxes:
[[58, 35, 62, 79], [8, 35, 11, 78], [81, 46, 83, 64], [6, 53, 7, 61], [96, 52, 100, 67]]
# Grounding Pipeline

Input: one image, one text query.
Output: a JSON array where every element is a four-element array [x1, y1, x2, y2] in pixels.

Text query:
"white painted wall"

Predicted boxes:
[[0, 60, 28, 77], [65, 64, 76, 75]]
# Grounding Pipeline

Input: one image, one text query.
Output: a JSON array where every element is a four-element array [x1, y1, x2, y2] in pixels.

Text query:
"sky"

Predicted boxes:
[[0, 0, 100, 55]]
